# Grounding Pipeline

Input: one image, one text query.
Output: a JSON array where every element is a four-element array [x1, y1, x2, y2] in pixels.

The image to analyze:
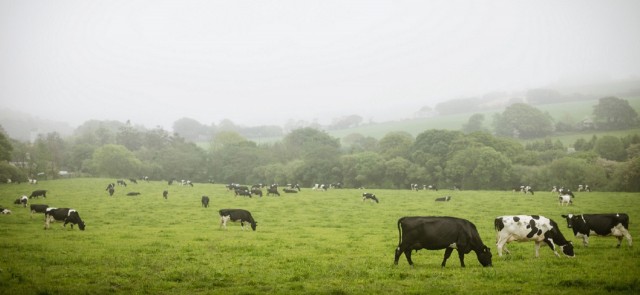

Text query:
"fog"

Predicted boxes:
[[1, 0, 639, 130]]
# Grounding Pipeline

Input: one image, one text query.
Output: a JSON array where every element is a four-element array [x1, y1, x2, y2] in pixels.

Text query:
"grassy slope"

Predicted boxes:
[[1, 179, 638, 294]]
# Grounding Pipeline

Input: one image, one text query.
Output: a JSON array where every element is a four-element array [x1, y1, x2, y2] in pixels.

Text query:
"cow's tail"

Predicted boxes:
[[397, 218, 404, 247]]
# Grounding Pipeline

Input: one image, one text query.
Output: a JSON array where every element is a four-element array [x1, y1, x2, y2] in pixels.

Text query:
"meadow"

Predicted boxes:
[[0, 179, 638, 295]]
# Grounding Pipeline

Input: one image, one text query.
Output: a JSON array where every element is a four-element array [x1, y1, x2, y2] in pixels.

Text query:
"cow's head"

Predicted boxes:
[[561, 242, 574, 257], [561, 214, 575, 228], [476, 245, 493, 267], [250, 221, 257, 231], [78, 220, 86, 231]]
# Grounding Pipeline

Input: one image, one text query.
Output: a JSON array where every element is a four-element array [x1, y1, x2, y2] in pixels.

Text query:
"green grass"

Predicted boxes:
[[1, 179, 639, 294]]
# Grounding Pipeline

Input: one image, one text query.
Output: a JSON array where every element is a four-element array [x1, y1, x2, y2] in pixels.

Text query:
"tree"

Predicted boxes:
[[173, 117, 211, 142], [91, 144, 143, 177], [0, 127, 12, 162], [594, 135, 627, 161], [493, 103, 554, 138], [377, 132, 413, 160], [593, 96, 638, 130], [462, 114, 487, 134], [445, 147, 512, 189]]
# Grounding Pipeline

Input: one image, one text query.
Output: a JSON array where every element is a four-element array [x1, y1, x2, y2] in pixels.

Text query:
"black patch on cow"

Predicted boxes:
[[537, 229, 542, 236], [531, 215, 540, 220], [513, 216, 520, 222], [526, 219, 539, 238], [494, 218, 505, 231]]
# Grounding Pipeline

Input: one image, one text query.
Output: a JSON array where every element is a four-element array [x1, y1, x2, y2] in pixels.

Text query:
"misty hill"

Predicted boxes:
[[0, 108, 74, 142]]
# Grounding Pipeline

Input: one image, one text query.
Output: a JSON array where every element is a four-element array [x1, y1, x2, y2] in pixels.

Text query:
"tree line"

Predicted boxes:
[[0, 97, 638, 191]]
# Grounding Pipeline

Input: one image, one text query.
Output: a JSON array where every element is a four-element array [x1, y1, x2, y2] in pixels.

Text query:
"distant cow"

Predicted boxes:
[[251, 188, 263, 197], [558, 194, 572, 206], [267, 187, 280, 196], [30, 204, 49, 218], [14, 196, 28, 207], [29, 190, 47, 199], [126, 192, 141, 196], [283, 188, 298, 194], [435, 196, 451, 202], [1, 208, 11, 214], [107, 187, 115, 196], [394, 216, 492, 267], [117, 179, 127, 187], [425, 185, 438, 191], [219, 209, 257, 231], [495, 215, 574, 258], [235, 189, 252, 198], [44, 208, 86, 230], [561, 213, 632, 248], [129, 178, 138, 184], [201, 196, 210, 208], [362, 192, 379, 203], [162, 190, 168, 199]]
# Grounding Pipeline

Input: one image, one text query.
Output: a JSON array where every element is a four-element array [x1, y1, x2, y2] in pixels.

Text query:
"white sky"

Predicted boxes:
[[1, 0, 639, 129]]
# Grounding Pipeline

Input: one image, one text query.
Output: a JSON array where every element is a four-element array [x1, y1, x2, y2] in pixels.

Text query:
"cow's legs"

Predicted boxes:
[[441, 247, 454, 267], [219, 217, 228, 230], [457, 250, 466, 267], [534, 241, 542, 257], [620, 228, 632, 247]]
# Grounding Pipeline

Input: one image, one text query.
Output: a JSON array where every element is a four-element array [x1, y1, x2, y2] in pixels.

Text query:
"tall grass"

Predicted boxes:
[[0, 179, 638, 294]]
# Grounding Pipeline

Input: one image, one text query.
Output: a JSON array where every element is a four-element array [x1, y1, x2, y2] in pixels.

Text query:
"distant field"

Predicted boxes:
[[1, 179, 638, 294]]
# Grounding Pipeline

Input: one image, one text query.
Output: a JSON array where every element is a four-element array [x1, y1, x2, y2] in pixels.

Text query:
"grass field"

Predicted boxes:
[[1, 179, 638, 294]]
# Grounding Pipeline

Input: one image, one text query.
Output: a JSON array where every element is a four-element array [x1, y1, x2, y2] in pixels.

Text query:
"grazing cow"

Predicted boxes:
[[117, 179, 127, 187], [107, 187, 115, 196], [128, 178, 138, 184], [561, 214, 632, 248], [558, 187, 575, 198], [219, 209, 257, 231], [329, 183, 342, 189], [362, 192, 379, 203], [426, 185, 438, 191], [1, 208, 11, 214], [283, 188, 298, 194], [410, 183, 419, 191], [235, 189, 252, 198], [162, 190, 168, 200], [44, 208, 85, 230], [267, 187, 280, 196], [312, 184, 327, 191], [251, 188, 263, 197], [201, 196, 210, 208], [435, 196, 451, 202], [29, 190, 47, 199], [126, 192, 141, 196], [394, 216, 492, 267], [14, 196, 28, 207], [495, 215, 574, 258], [559, 194, 572, 206], [28, 178, 38, 184], [180, 180, 193, 187], [30, 204, 49, 218]]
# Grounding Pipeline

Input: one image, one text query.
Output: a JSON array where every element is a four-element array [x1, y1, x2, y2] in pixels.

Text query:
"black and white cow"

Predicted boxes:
[[14, 196, 28, 207], [425, 184, 438, 191], [362, 192, 379, 203], [435, 196, 451, 202], [235, 189, 252, 198], [561, 214, 632, 248], [201, 196, 210, 208], [495, 215, 574, 258], [219, 209, 257, 231], [162, 190, 168, 200], [44, 208, 85, 230], [30, 204, 49, 218], [251, 188, 263, 197], [117, 179, 127, 187], [107, 186, 115, 196], [126, 192, 141, 196], [559, 194, 572, 206], [128, 178, 138, 184], [29, 190, 47, 199], [267, 187, 280, 196], [1, 208, 11, 214], [283, 188, 298, 194], [394, 216, 492, 267]]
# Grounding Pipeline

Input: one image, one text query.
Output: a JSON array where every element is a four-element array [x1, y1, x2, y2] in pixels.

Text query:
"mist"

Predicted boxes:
[[1, 0, 639, 130]]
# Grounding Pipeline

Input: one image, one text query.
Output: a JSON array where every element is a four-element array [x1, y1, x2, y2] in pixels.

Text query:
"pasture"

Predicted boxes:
[[0, 179, 638, 294]]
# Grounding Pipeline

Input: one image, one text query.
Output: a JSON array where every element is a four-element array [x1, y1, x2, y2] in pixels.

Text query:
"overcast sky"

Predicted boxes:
[[1, 0, 639, 129]]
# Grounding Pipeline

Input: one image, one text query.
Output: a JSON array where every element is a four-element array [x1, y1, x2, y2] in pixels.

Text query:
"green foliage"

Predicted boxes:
[[1, 179, 638, 294], [377, 132, 413, 160], [594, 135, 627, 161], [0, 161, 27, 182], [461, 113, 487, 134], [593, 96, 639, 130], [91, 144, 143, 177], [493, 103, 554, 138], [445, 147, 512, 189], [0, 128, 13, 162]]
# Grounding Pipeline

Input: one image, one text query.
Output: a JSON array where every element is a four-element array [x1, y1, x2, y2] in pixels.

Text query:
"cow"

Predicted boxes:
[[426, 185, 438, 191], [128, 178, 138, 184], [312, 184, 327, 191], [558, 187, 575, 198], [219, 209, 257, 231], [267, 187, 280, 196], [107, 187, 115, 196], [14, 196, 28, 207], [435, 196, 451, 202], [117, 179, 127, 187], [180, 180, 193, 187], [410, 183, 419, 191], [30, 204, 49, 218], [559, 194, 572, 206], [362, 192, 379, 203], [561, 214, 632, 248], [28, 178, 38, 184], [201, 196, 210, 208], [44, 208, 85, 230], [235, 189, 252, 198], [126, 192, 141, 196], [1, 208, 11, 214], [251, 188, 263, 197], [394, 216, 492, 268], [495, 215, 574, 258], [283, 188, 298, 194], [29, 190, 47, 199], [162, 190, 168, 199]]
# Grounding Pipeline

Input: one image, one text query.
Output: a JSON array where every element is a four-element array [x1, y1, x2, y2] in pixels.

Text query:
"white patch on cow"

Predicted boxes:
[[448, 243, 457, 249], [1, 209, 11, 214], [67, 209, 76, 216]]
